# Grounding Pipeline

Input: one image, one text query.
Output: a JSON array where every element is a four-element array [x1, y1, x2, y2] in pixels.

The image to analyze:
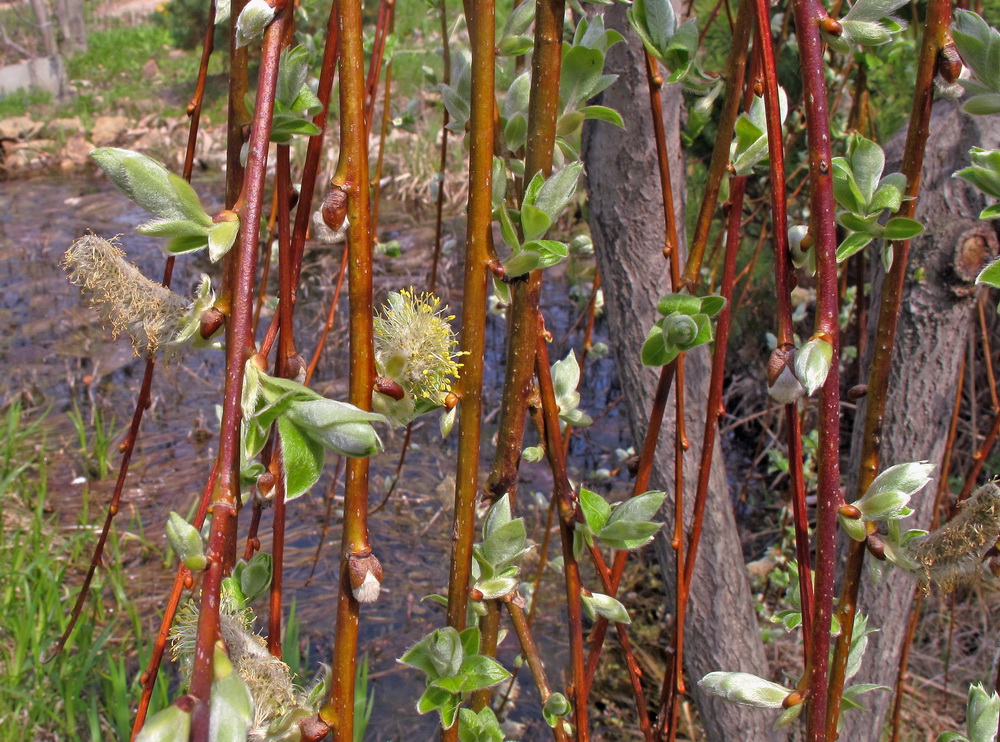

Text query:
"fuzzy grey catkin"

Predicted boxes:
[[908, 483, 1000, 591], [63, 234, 189, 355]]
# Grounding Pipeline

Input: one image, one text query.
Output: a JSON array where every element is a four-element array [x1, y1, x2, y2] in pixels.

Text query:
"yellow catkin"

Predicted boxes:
[[373, 287, 463, 405], [908, 483, 1000, 592], [63, 234, 189, 355]]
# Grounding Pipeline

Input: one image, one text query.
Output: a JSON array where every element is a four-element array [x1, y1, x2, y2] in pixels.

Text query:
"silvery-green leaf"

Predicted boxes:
[[794, 337, 833, 395], [883, 217, 924, 241], [475, 576, 520, 600], [483, 494, 513, 539], [579, 488, 611, 533], [208, 218, 240, 262], [283, 398, 385, 458], [491, 156, 507, 212], [552, 351, 581, 399], [839, 512, 868, 541], [428, 627, 464, 679], [135, 218, 211, 238], [774, 702, 804, 729], [503, 71, 531, 122], [503, 250, 542, 278], [963, 94, 1000, 116], [533, 162, 584, 224], [967, 682, 1000, 742], [977, 257, 1000, 288], [641, 321, 679, 367], [236, 0, 275, 47], [842, 19, 891, 46], [238, 552, 272, 604], [522, 446, 545, 462], [277, 417, 324, 500], [581, 591, 631, 624], [440, 406, 457, 437], [91, 148, 213, 227], [560, 45, 605, 109], [848, 134, 886, 207], [167, 511, 206, 570], [698, 671, 790, 708], [607, 490, 666, 524], [855, 461, 934, 521], [956, 148, 1000, 198], [869, 172, 908, 213], [214, 0, 231, 25], [135, 703, 191, 742], [209, 658, 254, 742], [845, 612, 875, 681]]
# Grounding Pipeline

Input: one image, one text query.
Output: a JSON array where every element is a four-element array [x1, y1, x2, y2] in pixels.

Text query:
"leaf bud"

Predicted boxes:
[[199, 307, 225, 339], [444, 391, 460, 410], [782, 690, 805, 708], [374, 375, 406, 401], [938, 42, 964, 84], [839, 504, 862, 519], [235, 0, 276, 48], [299, 715, 332, 742], [166, 511, 206, 571], [820, 16, 843, 36], [321, 188, 348, 232], [257, 470, 275, 497], [348, 551, 384, 604], [847, 384, 868, 401], [866, 532, 887, 560], [767, 346, 806, 405], [663, 313, 698, 346]]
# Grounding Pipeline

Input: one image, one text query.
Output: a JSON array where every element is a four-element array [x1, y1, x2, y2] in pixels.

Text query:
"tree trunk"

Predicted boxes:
[[54, 0, 87, 56], [30, 0, 59, 58], [838, 101, 1000, 741], [582, 5, 783, 739]]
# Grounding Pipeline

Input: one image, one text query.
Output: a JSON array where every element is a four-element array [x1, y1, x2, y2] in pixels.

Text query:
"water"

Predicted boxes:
[[0, 175, 631, 739]]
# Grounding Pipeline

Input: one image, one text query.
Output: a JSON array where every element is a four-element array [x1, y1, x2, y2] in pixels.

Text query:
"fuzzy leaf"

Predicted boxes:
[[208, 218, 240, 262], [794, 337, 833, 396], [698, 671, 790, 708], [581, 591, 631, 624], [277, 417, 325, 501], [580, 488, 611, 533]]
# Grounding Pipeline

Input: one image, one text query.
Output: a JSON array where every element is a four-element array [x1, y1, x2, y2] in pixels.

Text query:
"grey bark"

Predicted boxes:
[[582, 5, 783, 739], [54, 0, 87, 56], [29, 0, 59, 58], [838, 102, 1000, 741]]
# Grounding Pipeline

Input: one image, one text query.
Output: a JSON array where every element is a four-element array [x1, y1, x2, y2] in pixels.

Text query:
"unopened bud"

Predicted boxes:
[[250, 352, 268, 372], [374, 376, 406, 401], [820, 16, 842, 36], [321, 188, 348, 232], [767, 347, 806, 405], [299, 715, 332, 742], [444, 391, 460, 410], [866, 532, 886, 560], [847, 384, 868, 401], [257, 471, 275, 497], [626, 455, 641, 478], [839, 504, 862, 519], [938, 42, 963, 84], [348, 551, 383, 604], [783, 690, 805, 708], [200, 307, 225, 339]]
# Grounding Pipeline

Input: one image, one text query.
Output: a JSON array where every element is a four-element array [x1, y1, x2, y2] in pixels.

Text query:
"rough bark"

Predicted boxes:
[[582, 5, 782, 739], [838, 101, 1000, 741]]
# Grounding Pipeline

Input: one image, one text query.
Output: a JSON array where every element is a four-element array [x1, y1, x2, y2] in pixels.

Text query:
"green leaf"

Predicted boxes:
[[283, 397, 384, 458], [166, 233, 210, 255], [837, 211, 880, 234], [208, 218, 240, 262], [560, 45, 605, 109], [503, 71, 531, 122], [457, 654, 511, 692], [699, 295, 726, 317], [698, 671, 790, 708], [502, 0, 535, 38], [641, 322, 679, 367], [542, 692, 572, 727], [657, 293, 702, 316], [966, 682, 1000, 742], [520, 203, 553, 242], [794, 337, 833, 396], [980, 203, 1000, 220], [502, 250, 542, 278], [977, 257, 1000, 288], [855, 461, 933, 521], [581, 591, 631, 623], [870, 172, 908, 213], [238, 552, 272, 604], [166, 512, 206, 571], [483, 494, 511, 538], [483, 519, 528, 569], [577, 105, 624, 127], [596, 519, 662, 549], [209, 663, 253, 742], [135, 218, 211, 238], [883, 217, 924, 241], [832, 158, 866, 215], [579, 488, 611, 533], [839, 512, 868, 542], [836, 232, 874, 263], [491, 157, 507, 212], [498, 205, 520, 251], [608, 490, 666, 524], [277, 417, 325, 500], [135, 704, 191, 742], [533, 162, 584, 224], [416, 685, 454, 714], [91, 148, 213, 227]]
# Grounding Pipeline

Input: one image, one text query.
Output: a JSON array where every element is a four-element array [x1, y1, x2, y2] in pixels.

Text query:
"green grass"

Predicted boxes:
[[0, 402, 169, 741]]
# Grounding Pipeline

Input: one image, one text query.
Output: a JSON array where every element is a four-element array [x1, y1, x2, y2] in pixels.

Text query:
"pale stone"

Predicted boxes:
[[90, 115, 130, 146]]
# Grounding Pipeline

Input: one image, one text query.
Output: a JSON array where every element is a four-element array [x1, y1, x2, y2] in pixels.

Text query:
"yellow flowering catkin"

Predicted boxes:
[[373, 288, 462, 405], [908, 482, 1000, 591], [63, 234, 189, 355]]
